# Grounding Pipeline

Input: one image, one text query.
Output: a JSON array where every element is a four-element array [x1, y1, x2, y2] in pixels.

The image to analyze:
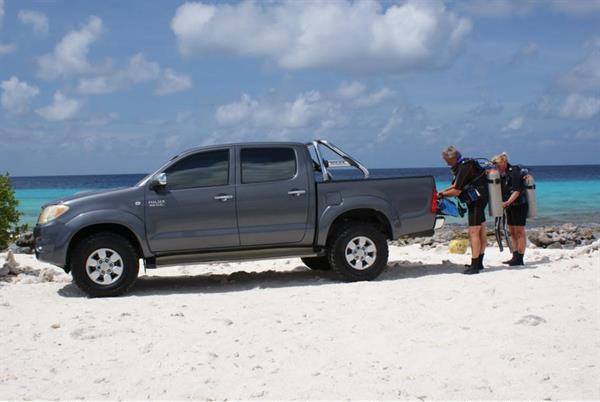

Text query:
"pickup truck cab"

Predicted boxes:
[[34, 140, 443, 297]]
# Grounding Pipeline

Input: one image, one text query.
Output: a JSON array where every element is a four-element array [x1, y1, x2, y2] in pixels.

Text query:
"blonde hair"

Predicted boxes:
[[491, 152, 509, 164], [441, 145, 461, 159]]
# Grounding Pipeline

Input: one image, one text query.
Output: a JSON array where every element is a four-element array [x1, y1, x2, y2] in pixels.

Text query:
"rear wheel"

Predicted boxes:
[[328, 223, 388, 281], [301, 256, 331, 271], [70, 232, 139, 297]]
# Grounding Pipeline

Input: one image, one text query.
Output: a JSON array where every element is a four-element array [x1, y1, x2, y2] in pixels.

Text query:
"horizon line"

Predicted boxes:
[[6, 162, 600, 178]]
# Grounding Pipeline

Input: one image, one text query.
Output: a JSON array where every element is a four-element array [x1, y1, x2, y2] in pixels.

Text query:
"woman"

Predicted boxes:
[[491, 152, 528, 266]]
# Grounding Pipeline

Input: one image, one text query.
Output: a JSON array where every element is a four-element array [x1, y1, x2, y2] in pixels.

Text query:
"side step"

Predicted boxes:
[[145, 247, 324, 268]]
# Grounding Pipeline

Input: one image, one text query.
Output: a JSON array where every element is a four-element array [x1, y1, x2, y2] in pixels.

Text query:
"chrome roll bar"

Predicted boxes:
[[307, 139, 370, 181]]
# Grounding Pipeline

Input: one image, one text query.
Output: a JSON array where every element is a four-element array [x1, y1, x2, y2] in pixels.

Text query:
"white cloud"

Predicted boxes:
[[0, 42, 15, 55], [501, 115, 524, 132], [171, 0, 471, 74], [216, 91, 339, 131], [18, 10, 49, 34], [510, 42, 539, 65], [352, 88, 395, 108], [0, 76, 40, 114], [377, 103, 427, 143], [335, 81, 394, 107], [560, 48, 600, 91], [574, 129, 600, 140], [469, 99, 504, 115], [458, 0, 537, 17], [77, 53, 191, 96], [336, 81, 367, 99], [560, 94, 600, 119], [460, 0, 600, 17], [77, 53, 160, 94], [551, 0, 600, 16], [84, 112, 119, 127], [36, 91, 80, 121], [155, 68, 193, 95], [37, 16, 103, 79], [0, 2, 15, 55]]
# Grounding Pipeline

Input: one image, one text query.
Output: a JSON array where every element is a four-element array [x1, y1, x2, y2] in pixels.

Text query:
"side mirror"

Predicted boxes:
[[150, 173, 167, 190]]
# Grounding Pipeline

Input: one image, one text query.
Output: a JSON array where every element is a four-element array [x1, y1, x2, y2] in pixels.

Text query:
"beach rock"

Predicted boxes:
[[527, 224, 599, 248], [39, 268, 56, 282], [547, 242, 563, 249], [1, 251, 21, 275], [8, 244, 34, 254], [528, 231, 554, 247], [15, 231, 35, 248], [0, 264, 9, 276]]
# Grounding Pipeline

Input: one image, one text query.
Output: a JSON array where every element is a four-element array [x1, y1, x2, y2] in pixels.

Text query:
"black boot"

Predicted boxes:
[[464, 257, 481, 274], [479, 253, 485, 270], [503, 251, 518, 265], [509, 252, 524, 266]]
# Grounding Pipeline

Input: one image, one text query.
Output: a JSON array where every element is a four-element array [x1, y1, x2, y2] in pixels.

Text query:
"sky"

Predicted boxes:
[[0, 0, 599, 176]]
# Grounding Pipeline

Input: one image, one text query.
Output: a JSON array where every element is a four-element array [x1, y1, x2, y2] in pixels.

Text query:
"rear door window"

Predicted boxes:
[[164, 149, 229, 190], [241, 147, 297, 184]]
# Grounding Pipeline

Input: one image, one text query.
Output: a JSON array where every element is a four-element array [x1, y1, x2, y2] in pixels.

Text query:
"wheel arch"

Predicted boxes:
[[65, 223, 143, 273], [325, 208, 394, 245]]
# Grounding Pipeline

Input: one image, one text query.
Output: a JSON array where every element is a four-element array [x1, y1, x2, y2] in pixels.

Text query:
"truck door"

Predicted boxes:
[[145, 148, 239, 253], [236, 146, 310, 246]]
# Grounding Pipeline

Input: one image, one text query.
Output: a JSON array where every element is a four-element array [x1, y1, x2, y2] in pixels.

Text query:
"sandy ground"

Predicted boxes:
[[1, 242, 599, 400]]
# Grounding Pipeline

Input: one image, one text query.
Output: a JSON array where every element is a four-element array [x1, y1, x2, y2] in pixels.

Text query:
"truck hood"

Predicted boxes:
[[43, 187, 134, 208]]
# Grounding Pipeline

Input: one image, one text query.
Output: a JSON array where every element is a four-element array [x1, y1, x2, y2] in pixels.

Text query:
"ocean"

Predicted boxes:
[[9, 165, 600, 228]]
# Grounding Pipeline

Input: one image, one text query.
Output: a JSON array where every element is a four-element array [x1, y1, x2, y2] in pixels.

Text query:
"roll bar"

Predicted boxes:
[[306, 139, 370, 181]]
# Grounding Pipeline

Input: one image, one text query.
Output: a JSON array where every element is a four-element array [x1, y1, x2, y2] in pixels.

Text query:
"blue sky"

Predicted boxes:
[[0, 0, 599, 175]]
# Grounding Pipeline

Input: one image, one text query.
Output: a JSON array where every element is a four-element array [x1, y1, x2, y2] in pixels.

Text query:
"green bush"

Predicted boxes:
[[0, 173, 22, 249]]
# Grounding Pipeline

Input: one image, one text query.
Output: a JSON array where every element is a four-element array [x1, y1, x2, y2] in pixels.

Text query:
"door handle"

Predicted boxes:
[[214, 194, 234, 202], [287, 189, 306, 197]]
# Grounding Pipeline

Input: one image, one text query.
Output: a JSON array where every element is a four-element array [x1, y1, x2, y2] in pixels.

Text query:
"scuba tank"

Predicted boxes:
[[486, 168, 503, 217], [524, 173, 537, 218]]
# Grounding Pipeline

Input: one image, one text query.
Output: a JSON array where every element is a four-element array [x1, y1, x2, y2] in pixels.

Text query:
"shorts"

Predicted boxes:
[[467, 198, 488, 226], [506, 203, 528, 226]]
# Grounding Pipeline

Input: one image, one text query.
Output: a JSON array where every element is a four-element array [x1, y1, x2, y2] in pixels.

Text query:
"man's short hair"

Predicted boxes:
[[442, 146, 461, 160]]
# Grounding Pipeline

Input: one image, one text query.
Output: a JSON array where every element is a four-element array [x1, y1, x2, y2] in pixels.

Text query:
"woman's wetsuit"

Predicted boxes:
[[501, 163, 528, 226]]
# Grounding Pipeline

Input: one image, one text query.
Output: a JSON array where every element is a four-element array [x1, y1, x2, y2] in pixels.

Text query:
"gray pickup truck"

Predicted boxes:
[[34, 140, 443, 297]]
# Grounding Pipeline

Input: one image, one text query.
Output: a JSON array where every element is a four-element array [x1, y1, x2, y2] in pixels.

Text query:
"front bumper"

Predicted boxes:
[[34, 221, 69, 269], [434, 216, 445, 230]]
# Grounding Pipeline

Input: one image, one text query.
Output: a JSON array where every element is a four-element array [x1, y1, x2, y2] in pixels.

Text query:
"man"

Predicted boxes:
[[491, 152, 528, 266], [438, 146, 489, 274]]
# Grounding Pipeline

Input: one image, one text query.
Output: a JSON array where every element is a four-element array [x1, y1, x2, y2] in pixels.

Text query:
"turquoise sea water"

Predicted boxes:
[[10, 165, 600, 227]]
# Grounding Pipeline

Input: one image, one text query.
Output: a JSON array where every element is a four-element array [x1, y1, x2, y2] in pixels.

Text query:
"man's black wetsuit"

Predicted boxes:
[[452, 158, 489, 226], [501, 163, 528, 226]]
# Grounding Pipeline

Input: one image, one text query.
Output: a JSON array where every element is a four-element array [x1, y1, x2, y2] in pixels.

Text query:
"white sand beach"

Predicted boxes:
[[1, 241, 599, 400]]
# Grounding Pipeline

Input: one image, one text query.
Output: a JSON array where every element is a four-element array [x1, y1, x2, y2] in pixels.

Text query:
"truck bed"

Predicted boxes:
[[315, 175, 437, 242]]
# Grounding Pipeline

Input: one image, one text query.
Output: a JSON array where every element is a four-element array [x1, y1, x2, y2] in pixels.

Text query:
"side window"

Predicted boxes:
[[241, 147, 297, 184], [164, 149, 229, 190]]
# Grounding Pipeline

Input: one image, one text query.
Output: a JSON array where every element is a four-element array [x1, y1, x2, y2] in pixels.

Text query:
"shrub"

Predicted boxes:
[[0, 173, 22, 249]]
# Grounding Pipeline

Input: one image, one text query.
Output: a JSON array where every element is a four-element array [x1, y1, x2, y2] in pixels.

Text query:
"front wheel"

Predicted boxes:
[[327, 223, 389, 281], [70, 232, 139, 297]]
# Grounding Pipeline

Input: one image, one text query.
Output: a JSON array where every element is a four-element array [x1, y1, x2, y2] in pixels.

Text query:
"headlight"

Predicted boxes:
[[38, 205, 70, 225]]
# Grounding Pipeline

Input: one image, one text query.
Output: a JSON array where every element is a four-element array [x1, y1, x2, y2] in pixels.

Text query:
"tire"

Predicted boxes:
[[327, 223, 389, 281], [301, 256, 332, 271], [70, 232, 139, 297]]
